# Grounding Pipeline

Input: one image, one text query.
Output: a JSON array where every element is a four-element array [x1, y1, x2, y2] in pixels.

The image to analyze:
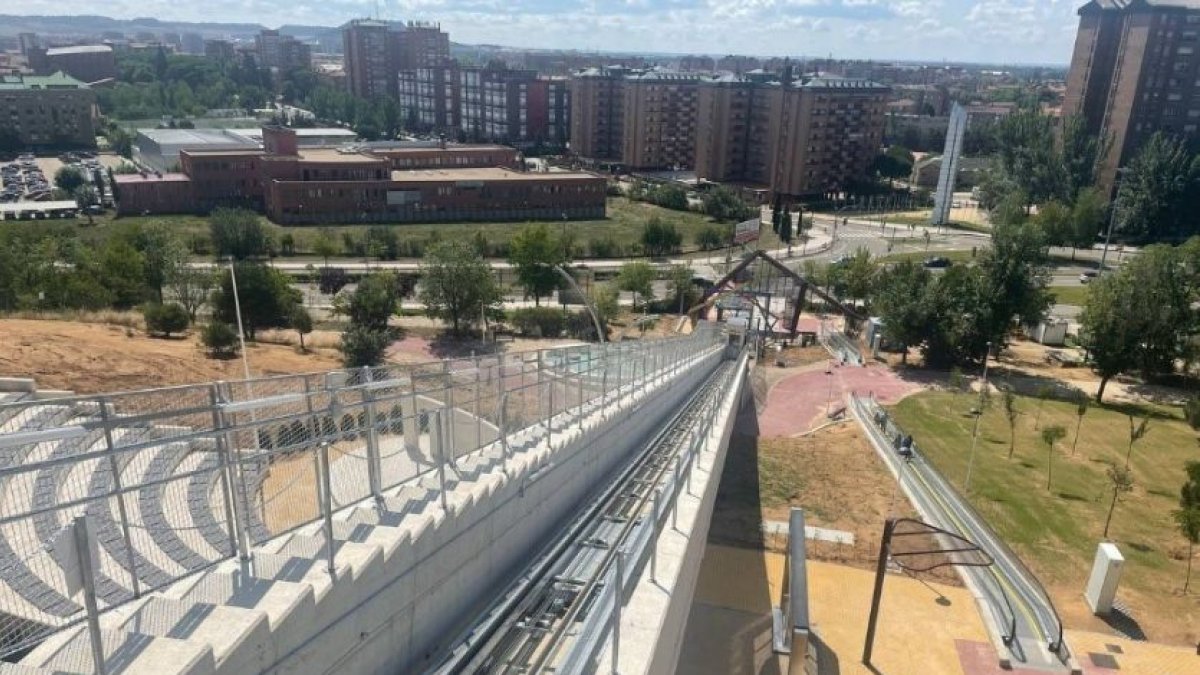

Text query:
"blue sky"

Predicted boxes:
[[15, 0, 1085, 65]]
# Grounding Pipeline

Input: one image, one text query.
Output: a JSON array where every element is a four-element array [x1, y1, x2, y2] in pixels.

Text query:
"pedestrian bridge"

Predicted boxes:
[[0, 327, 749, 674]]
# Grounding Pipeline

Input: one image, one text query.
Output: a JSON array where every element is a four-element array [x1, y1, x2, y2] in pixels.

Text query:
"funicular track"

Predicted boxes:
[[430, 360, 736, 675]]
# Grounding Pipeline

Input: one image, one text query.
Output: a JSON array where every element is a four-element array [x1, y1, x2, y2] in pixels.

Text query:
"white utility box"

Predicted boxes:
[[1085, 542, 1124, 615]]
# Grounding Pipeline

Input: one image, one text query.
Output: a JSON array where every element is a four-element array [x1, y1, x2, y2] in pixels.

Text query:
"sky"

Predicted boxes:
[[11, 0, 1086, 65]]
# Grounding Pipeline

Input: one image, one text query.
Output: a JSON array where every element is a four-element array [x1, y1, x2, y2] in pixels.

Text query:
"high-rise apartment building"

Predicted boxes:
[[569, 66, 633, 164], [256, 30, 313, 72], [695, 71, 889, 198], [342, 19, 449, 100], [0, 72, 96, 147], [1065, 0, 1200, 192], [399, 64, 461, 132], [457, 64, 570, 147], [620, 71, 704, 170]]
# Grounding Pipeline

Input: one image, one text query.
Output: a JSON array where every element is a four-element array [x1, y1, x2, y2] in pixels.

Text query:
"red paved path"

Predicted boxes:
[[758, 362, 920, 438]]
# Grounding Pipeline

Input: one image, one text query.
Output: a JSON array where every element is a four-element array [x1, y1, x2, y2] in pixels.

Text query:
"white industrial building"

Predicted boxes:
[[133, 127, 358, 171]]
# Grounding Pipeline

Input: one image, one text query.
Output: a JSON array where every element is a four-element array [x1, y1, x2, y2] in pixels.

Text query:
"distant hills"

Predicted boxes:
[[0, 14, 339, 42]]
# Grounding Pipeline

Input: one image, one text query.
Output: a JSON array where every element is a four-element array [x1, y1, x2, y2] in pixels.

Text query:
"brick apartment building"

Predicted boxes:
[[342, 19, 449, 100], [255, 30, 312, 72], [1065, 0, 1200, 192], [568, 67, 634, 165], [399, 62, 570, 148], [0, 72, 96, 147], [115, 127, 605, 224], [695, 71, 889, 198], [27, 45, 116, 84], [620, 71, 704, 170]]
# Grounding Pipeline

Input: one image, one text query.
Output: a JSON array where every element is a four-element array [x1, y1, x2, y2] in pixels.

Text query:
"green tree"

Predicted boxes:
[[701, 184, 753, 222], [641, 218, 683, 257], [667, 264, 695, 315], [922, 264, 993, 368], [1175, 461, 1200, 592], [1059, 114, 1107, 201], [123, 222, 188, 303], [73, 185, 98, 225], [992, 111, 1062, 208], [1041, 425, 1067, 491], [340, 326, 390, 367], [509, 224, 569, 306], [98, 239, 148, 309], [212, 263, 299, 340], [695, 225, 727, 251], [1102, 465, 1135, 539], [1002, 387, 1020, 459], [419, 241, 502, 334], [977, 220, 1052, 349], [312, 228, 340, 266], [209, 208, 271, 260], [290, 305, 313, 352], [617, 261, 655, 311], [1125, 415, 1150, 470], [170, 266, 215, 322], [1067, 187, 1107, 258], [842, 248, 877, 309], [1080, 271, 1137, 402], [872, 145, 914, 183], [1034, 200, 1071, 248], [872, 260, 931, 364], [336, 272, 398, 332], [142, 302, 190, 337], [1113, 132, 1200, 242], [590, 283, 620, 331], [54, 166, 86, 193], [201, 321, 239, 358]]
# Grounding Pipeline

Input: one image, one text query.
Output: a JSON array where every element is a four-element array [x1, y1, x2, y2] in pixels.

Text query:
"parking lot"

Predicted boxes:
[[0, 152, 122, 213]]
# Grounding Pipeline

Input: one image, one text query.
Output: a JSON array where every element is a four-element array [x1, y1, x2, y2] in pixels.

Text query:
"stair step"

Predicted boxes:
[[104, 596, 271, 674], [23, 627, 215, 675]]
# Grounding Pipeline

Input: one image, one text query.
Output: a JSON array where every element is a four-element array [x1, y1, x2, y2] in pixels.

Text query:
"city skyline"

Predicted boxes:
[[5, 1, 1084, 66]]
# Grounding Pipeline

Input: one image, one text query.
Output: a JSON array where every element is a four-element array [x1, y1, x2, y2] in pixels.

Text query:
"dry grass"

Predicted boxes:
[[1, 308, 145, 331]]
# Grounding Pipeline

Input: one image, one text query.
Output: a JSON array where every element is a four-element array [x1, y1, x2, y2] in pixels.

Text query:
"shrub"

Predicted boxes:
[[588, 237, 619, 258], [695, 225, 727, 251], [340, 325, 390, 367], [318, 267, 350, 295], [201, 321, 240, 358], [511, 307, 566, 337], [143, 302, 190, 337]]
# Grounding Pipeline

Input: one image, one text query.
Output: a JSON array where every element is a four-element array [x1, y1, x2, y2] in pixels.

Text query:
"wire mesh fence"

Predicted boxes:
[[0, 327, 722, 658]]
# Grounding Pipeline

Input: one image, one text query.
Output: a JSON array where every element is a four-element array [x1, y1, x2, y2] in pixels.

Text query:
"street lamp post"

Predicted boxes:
[[964, 341, 992, 492], [227, 258, 252, 385]]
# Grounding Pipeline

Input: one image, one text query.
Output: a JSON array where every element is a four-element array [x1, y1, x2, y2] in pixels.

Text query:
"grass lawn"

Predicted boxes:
[[890, 390, 1199, 643], [83, 197, 739, 259], [1050, 285, 1091, 307]]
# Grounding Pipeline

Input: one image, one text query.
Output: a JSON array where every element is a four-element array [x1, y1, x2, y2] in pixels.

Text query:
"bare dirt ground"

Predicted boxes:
[[0, 319, 342, 394], [710, 423, 959, 586]]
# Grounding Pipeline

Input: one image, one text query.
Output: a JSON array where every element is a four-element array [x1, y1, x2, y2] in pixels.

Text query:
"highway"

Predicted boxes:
[[851, 395, 1074, 673]]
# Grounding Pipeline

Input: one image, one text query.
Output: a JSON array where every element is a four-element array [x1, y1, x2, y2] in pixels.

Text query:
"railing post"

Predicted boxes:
[[72, 517, 107, 675], [547, 366, 555, 450], [360, 367, 383, 504], [612, 548, 625, 675], [211, 383, 250, 562], [652, 488, 662, 583], [672, 456, 681, 531], [600, 362, 609, 421], [474, 354, 483, 450], [577, 352, 585, 424], [434, 410, 450, 514], [97, 397, 141, 599], [316, 442, 336, 575]]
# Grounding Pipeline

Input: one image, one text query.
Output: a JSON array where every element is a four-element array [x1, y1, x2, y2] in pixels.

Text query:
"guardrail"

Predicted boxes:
[[851, 394, 1069, 660], [0, 328, 722, 659]]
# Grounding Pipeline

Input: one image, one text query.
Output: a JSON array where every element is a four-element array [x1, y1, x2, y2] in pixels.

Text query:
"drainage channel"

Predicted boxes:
[[428, 360, 735, 675]]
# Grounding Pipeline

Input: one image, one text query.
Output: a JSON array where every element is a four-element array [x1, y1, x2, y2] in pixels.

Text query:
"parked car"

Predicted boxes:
[[1079, 270, 1099, 284], [923, 257, 952, 269]]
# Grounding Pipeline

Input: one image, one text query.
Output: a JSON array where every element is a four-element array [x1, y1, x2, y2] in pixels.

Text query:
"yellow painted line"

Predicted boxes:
[[906, 461, 1048, 648]]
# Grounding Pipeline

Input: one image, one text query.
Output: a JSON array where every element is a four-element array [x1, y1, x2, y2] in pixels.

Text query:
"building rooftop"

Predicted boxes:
[[113, 172, 191, 184], [388, 167, 599, 183], [295, 147, 388, 163], [0, 71, 88, 90], [137, 128, 259, 147], [370, 144, 514, 155], [45, 45, 113, 56]]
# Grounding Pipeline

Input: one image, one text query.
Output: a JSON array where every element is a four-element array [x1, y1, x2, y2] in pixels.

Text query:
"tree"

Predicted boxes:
[[419, 241, 502, 334], [1102, 465, 1135, 539], [318, 267, 350, 296], [1174, 461, 1200, 592], [992, 111, 1062, 208], [977, 220, 1052, 349], [1071, 394, 1089, 456], [1059, 114, 1107, 201], [590, 283, 620, 331], [98, 239, 149, 309], [872, 145, 914, 184], [340, 325, 390, 367], [922, 265, 993, 368], [667, 264, 695, 315], [211, 263, 300, 340], [290, 306, 313, 352], [695, 225, 727, 251], [1113, 132, 1200, 242], [336, 272, 398, 332], [170, 266, 215, 322], [142, 302, 190, 337], [1125, 415, 1150, 470], [842, 248, 877, 309], [1034, 201, 1071, 248], [617, 261, 655, 311], [54, 166, 86, 193], [641, 218, 682, 257], [1080, 271, 1137, 402], [701, 185, 754, 222], [1002, 387, 1020, 459], [73, 185, 98, 225], [509, 224, 569, 306], [312, 228, 340, 266], [209, 207, 271, 260], [872, 260, 931, 364], [126, 222, 188, 303], [1041, 425, 1067, 491], [201, 321, 239, 358], [1067, 187, 1106, 258]]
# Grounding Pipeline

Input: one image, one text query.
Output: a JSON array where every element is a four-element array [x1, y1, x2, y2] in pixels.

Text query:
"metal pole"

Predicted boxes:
[[215, 384, 252, 561], [97, 398, 141, 598], [652, 488, 662, 583], [73, 517, 107, 675], [672, 458, 680, 531], [316, 442, 336, 575], [209, 384, 240, 559], [227, 258, 253, 384], [434, 410, 450, 514], [862, 518, 896, 666], [360, 367, 383, 504], [612, 548, 624, 675]]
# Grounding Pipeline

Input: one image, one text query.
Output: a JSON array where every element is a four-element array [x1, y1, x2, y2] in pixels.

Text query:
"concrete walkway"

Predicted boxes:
[[758, 364, 919, 438]]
